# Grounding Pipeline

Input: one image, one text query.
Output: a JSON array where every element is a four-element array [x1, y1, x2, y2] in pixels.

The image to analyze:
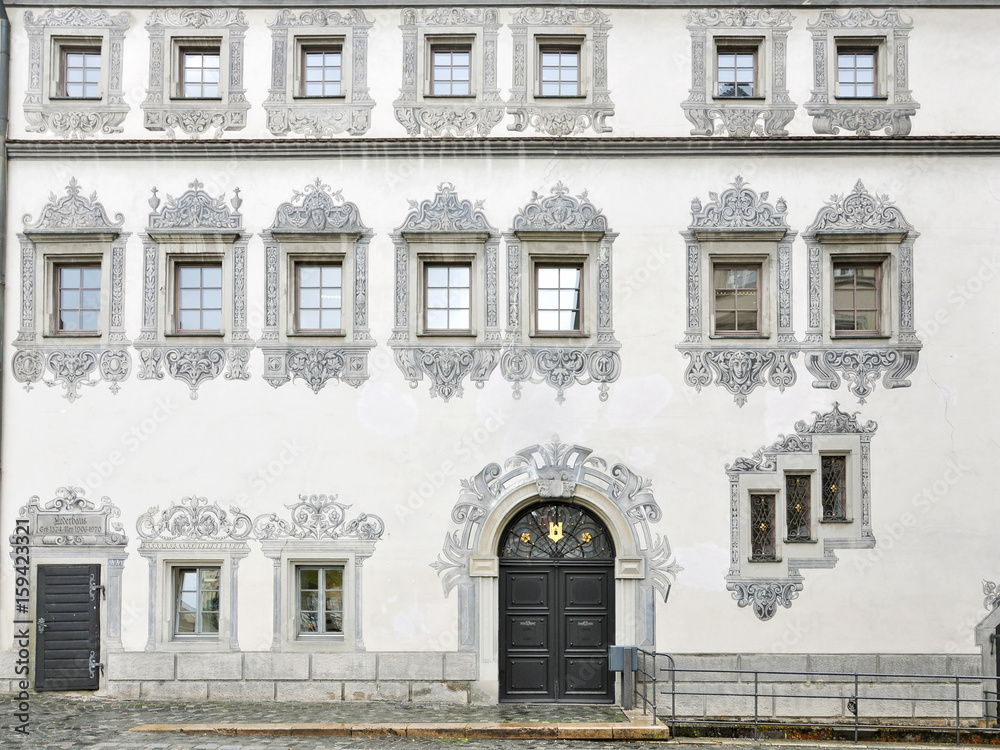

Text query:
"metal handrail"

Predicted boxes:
[[632, 653, 999, 745]]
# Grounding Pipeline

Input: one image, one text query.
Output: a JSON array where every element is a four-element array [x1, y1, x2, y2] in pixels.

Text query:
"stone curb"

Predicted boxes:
[[129, 721, 672, 740]]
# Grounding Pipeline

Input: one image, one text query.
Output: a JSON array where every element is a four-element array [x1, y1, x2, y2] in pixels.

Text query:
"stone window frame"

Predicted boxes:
[[141, 9, 249, 138], [502, 183, 620, 403], [806, 9, 918, 136], [251, 494, 385, 653], [260, 180, 375, 393], [13, 179, 131, 402], [802, 180, 920, 403], [264, 9, 374, 137], [676, 176, 797, 407], [23, 8, 130, 139], [394, 8, 502, 137], [682, 8, 795, 137], [507, 7, 613, 136], [136, 496, 252, 652], [389, 183, 502, 402], [725, 403, 877, 621], [135, 180, 252, 399]]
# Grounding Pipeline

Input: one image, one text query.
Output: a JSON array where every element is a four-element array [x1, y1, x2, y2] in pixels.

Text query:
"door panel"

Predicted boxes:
[[36, 564, 101, 691]]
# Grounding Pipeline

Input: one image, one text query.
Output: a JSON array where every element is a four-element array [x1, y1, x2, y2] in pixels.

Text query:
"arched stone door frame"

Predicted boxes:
[[432, 438, 681, 702]]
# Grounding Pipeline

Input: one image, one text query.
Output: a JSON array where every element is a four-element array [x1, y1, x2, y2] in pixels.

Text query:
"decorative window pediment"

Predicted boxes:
[[135, 180, 252, 398], [260, 180, 374, 393], [13, 179, 132, 401], [682, 9, 796, 137], [389, 183, 502, 401], [23, 8, 131, 138], [264, 9, 374, 137], [677, 176, 797, 406], [252, 493, 385, 652], [394, 7, 503, 137], [806, 9, 918, 136], [725, 403, 877, 620], [802, 181, 920, 402], [502, 183, 620, 403], [507, 7, 614, 136], [141, 9, 250, 138]]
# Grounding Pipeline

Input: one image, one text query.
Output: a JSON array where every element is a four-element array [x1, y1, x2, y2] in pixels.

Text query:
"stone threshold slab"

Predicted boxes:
[[130, 721, 671, 740]]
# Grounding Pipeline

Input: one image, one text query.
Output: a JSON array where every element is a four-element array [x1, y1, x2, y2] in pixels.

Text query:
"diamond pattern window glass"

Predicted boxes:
[[713, 264, 760, 334], [837, 50, 876, 98], [63, 49, 101, 98], [718, 49, 755, 98], [174, 567, 220, 636], [296, 264, 342, 332], [500, 503, 614, 559], [296, 566, 344, 636], [58, 265, 101, 332], [431, 46, 471, 96], [182, 50, 220, 98], [176, 264, 223, 332], [540, 47, 579, 97], [750, 493, 776, 562], [785, 474, 811, 542], [833, 262, 880, 333], [425, 264, 471, 331], [822, 456, 847, 521], [536, 265, 582, 333]]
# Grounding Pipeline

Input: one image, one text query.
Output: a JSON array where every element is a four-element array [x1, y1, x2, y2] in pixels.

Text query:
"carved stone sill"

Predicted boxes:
[[507, 104, 614, 136], [682, 103, 797, 137], [726, 576, 803, 621], [500, 343, 622, 403], [142, 103, 250, 139], [394, 103, 505, 137], [806, 104, 918, 137], [393, 345, 500, 402], [25, 106, 129, 139], [678, 346, 798, 407], [135, 344, 251, 399], [12, 345, 132, 402], [804, 345, 920, 403], [265, 102, 373, 137], [261, 345, 374, 393]]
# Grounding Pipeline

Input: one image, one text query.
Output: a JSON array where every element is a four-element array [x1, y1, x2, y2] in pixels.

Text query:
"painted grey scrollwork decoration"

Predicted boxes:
[[730, 579, 803, 621], [13, 487, 128, 547], [252, 494, 385, 541], [136, 495, 252, 541]]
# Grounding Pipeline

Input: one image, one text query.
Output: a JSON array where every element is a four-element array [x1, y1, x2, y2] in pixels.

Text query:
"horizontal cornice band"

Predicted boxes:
[[7, 0, 1000, 7], [8, 136, 1000, 160]]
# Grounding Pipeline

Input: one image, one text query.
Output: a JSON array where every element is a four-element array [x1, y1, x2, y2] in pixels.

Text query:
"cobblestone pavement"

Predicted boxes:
[[0, 694, 660, 749]]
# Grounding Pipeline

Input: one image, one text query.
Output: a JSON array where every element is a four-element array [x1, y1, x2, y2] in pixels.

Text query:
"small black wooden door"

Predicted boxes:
[[498, 503, 615, 703], [36, 564, 101, 691]]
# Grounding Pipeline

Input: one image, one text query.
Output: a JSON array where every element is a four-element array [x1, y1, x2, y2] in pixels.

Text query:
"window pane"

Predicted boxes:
[[80, 310, 99, 331], [176, 612, 196, 633], [200, 612, 219, 633], [179, 289, 201, 309], [300, 288, 321, 308], [538, 311, 559, 330], [202, 288, 222, 310], [855, 310, 878, 330], [179, 266, 200, 286], [201, 590, 219, 613], [450, 309, 470, 329], [450, 266, 470, 286], [202, 266, 222, 287], [538, 290, 559, 309], [559, 311, 579, 331], [322, 266, 341, 285], [321, 290, 342, 309], [59, 312, 78, 331], [82, 267, 101, 287], [201, 309, 221, 331], [60, 289, 81, 310], [300, 591, 319, 611], [320, 310, 341, 330], [537, 267, 560, 287], [325, 568, 343, 589], [426, 266, 448, 286], [715, 310, 736, 331], [426, 288, 448, 308], [299, 309, 320, 329], [426, 309, 447, 329], [449, 288, 470, 308], [325, 610, 343, 633], [201, 568, 220, 589]]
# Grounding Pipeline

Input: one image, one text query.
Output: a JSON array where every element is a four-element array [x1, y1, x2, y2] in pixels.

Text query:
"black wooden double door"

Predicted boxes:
[[500, 561, 614, 702], [36, 564, 101, 691]]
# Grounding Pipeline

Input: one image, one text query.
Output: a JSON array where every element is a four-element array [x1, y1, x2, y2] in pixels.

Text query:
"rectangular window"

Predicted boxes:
[[717, 48, 756, 98], [431, 45, 471, 96], [62, 48, 101, 99], [425, 264, 471, 332], [833, 262, 880, 333], [297, 566, 344, 636], [176, 263, 223, 332], [302, 47, 342, 97], [57, 264, 101, 333], [821, 456, 848, 521], [750, 493, 777, 562], [713, 264, 760, 334], [181, 49, 220, 98], [785, 474, 811, 542], [173, 567, 220, 637], [539, 46, 580, 97], [536, 264, 582, 333], [296, 263, 342, 332], [837, 49, 877, 98]]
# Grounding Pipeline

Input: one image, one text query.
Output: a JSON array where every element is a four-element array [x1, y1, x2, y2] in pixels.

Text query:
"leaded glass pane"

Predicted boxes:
[[500, 503, 614, 559], [750, 493, 776, 562], [785, 475, 811, 541], [822, 456, 847, 520]]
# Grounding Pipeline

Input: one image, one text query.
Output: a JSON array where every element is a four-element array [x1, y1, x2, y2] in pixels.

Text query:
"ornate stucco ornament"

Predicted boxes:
[[136, 495, 252, 541], [251, 494, 385, 541], [13, 487, 128, 548]]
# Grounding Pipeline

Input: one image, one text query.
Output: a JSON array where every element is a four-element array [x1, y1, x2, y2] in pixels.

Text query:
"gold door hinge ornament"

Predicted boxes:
[[548, 522, 564, 542]]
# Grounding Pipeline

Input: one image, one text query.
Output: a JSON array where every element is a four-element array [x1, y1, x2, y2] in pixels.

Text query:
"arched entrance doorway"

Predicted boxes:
[[498, 502, 615, 703]]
